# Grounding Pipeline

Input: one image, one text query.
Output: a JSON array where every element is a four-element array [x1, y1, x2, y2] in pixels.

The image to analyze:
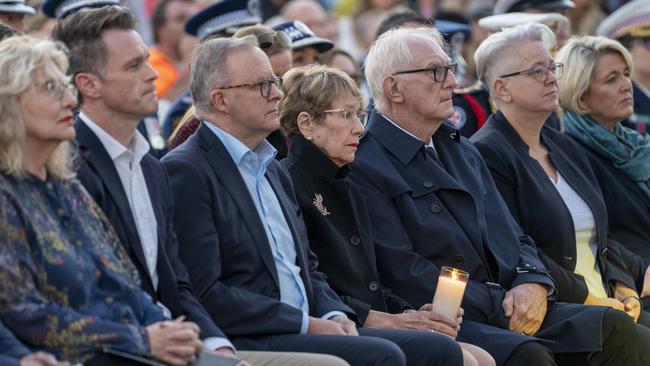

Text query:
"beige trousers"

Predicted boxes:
[[238, 351, 350, 366]]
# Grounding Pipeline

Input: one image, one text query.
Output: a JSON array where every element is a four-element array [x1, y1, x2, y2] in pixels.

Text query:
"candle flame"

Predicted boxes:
[[451, 269, 458, 281]]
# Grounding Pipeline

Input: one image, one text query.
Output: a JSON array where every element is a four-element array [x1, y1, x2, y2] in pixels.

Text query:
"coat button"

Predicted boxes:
[[422, 180, 433, 188], [368, 281, 380, 292], [350, 235, 361, 246], [453, 255, 465, 265], [430, 202, 441, 213]]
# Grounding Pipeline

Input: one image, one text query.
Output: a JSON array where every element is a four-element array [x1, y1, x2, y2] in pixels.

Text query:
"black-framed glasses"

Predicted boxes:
[[392, 63, 458, 83], [500, 62, 564, 82], [217, 76, 282, 98], [42, 79, 78, 101], [323, 108, 368, 128], [256, 31, 292, 50]]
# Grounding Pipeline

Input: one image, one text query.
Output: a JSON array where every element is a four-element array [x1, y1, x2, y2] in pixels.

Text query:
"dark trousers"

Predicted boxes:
[[552, 309, 642, 366], [232, 327, 463, 366]]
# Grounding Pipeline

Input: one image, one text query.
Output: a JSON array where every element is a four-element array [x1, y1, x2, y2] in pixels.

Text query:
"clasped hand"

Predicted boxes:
[[502, 283, 548, 336]]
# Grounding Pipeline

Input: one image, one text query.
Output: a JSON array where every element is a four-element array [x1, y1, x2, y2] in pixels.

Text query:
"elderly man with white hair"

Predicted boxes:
[[350, 25, 644, 366]]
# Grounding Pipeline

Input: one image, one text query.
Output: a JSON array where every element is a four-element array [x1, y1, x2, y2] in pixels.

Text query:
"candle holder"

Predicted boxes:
[[431, 266, 469, 319]]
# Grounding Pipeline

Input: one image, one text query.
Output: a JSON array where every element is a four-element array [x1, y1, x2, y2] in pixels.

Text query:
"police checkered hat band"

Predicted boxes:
[[42, 0, 119, 18], [185, 0, 262, 40], [272, 20, 333, 53], [0, 0, 36, 15]]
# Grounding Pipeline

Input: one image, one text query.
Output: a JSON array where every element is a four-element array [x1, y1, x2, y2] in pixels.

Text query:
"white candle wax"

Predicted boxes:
[[431, 275, 467, 319]]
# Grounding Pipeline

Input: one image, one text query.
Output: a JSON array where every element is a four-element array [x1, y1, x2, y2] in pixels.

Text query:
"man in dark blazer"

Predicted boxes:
[[55, 6, 346, 366], [161, 36, 455, 366], [351, 26, 642, 366]]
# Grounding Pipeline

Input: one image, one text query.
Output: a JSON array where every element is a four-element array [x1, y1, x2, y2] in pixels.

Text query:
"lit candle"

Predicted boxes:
[[431, 266, 469, 319]]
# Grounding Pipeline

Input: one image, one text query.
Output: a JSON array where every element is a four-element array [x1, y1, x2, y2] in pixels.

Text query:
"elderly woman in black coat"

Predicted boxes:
[[470, 22, 650, 360], [556, 35, 650, 303], [280, 65, 494, 366]]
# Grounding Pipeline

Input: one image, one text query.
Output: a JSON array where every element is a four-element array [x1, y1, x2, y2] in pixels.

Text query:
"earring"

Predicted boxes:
[[306, 136, 313, 140]]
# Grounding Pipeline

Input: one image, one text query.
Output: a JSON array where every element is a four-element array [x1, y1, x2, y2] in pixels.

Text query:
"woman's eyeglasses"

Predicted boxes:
[[323, 109, 368, 128], [500, 62, 564, 82], [43, 79, 78, 101]]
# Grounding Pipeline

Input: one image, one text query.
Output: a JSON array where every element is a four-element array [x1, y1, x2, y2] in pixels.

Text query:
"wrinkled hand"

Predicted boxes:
[[502, 283, 547, 335], [398, 309, 459, 338], [615, 283, 641, 322], [20, 352, 68, 366], [418, 304, 464, 325], [330, 315, 359, 336], [636, 266, 650, 318], [147, 320, 202, 366]]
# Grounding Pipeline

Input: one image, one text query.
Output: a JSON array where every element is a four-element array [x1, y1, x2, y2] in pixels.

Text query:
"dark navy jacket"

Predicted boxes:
[[471, 111, 639, 304], [74, 119, 226, 342], [161, 123, 353, 339], [350, 111, 611, 363]]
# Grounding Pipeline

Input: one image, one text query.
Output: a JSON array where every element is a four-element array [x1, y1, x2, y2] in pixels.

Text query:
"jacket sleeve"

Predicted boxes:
[[0, 192, 152, 360], [0, 321, 30, 360], [164, 157, 307, 336], [475, 141, 584, 303], [159, 167, 228, 342], [349, 168, 507, 323]]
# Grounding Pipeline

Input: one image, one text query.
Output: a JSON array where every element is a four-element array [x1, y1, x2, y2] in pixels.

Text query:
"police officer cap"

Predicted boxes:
[[494, 0, 575, 14], [479, 12, 569, 34], [273, 20, 333, 53], [42, 0, 119, 19], [0, 0, 35, 15], [185, 0, 262, 41], [597, 0, 650, 39], [435, 20, 471, 43]]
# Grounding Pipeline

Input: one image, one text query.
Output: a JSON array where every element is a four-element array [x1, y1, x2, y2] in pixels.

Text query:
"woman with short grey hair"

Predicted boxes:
[[471, 23, 650, 363]]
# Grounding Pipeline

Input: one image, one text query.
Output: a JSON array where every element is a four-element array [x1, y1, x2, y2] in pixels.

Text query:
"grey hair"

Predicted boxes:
[[364, 27, 444, 113], [474, 22, 557, 95], [190, 36, 258, 117], [0, 35, 75, 179]]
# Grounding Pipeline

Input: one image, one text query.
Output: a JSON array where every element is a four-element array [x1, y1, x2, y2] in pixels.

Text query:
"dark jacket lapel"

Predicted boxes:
[[195, 124, 280, 287]]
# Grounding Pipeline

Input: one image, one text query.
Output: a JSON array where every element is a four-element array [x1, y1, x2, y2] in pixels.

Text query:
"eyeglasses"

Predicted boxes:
[[500, 62, 564, 82], [392, 63, 458, 83], [42, 79, 78, 101], [217, 76, 282, 98], [323, 109, 368, 128], [256, 31, 292, 50]]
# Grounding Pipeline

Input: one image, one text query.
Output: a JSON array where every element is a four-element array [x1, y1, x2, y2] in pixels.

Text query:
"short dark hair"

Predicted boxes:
[[375, 9, 433, 39], [52, 5, 137, 77], [151, 0, 193, 44], [0, 22, 19, 42]]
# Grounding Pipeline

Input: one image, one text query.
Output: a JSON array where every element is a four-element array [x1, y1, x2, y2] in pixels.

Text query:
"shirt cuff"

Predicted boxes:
[[321, 311, 348, 320], [203, 337, 235, 352], [299, 311, 309, 334]]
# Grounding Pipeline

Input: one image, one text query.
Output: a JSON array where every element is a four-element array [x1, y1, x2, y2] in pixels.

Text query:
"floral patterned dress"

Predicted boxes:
[[0, 172, 168, 363]]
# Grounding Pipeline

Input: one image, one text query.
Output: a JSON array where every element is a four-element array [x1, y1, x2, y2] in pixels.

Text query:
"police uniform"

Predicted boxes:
[[42, 0, 118, 18], [449, 82, 494, 137], [162, 0, 262, 146]]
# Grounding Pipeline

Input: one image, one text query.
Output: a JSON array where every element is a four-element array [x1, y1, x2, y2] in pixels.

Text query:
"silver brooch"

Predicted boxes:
[[312, 193, 331, 216]]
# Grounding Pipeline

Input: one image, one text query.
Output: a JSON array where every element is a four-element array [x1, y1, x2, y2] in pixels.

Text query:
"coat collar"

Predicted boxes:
[[288, 135, 350, 180], [367, 111, 460, 166]]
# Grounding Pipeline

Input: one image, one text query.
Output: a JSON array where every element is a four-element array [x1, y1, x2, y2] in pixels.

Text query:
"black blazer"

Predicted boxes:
[[567, 135, 650, 286], [283, 135, 413, 325], [471, 111, 638, 304], [161, 123, 353, 338], [74, 119, 225, 340]]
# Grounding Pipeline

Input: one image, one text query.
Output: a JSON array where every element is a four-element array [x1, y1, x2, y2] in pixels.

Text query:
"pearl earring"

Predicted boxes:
[[307, 136, 313, 140]]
